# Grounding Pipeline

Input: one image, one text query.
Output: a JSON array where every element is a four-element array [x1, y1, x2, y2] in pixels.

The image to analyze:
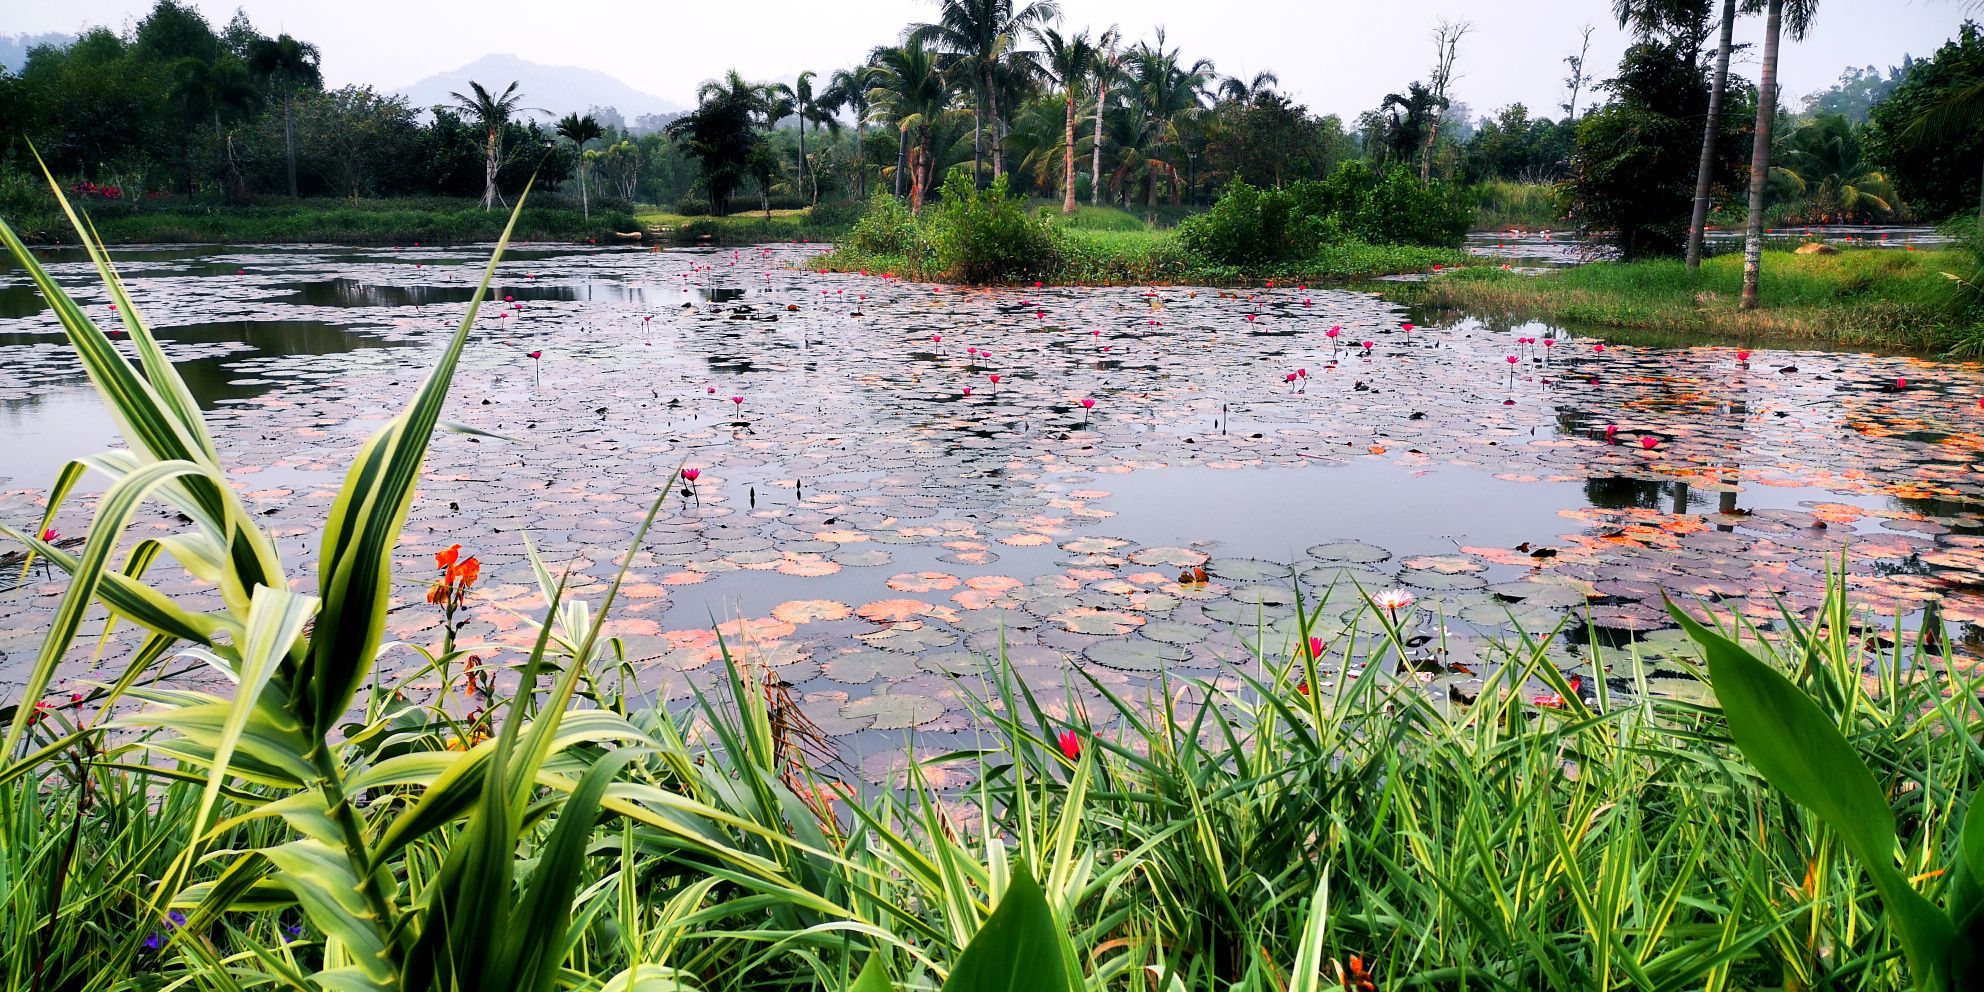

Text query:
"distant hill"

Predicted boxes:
[[0, 32, 76, 72], [392, 53, 687, 125]]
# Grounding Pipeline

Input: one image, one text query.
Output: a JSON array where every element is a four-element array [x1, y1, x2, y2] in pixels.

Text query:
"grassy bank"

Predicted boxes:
[[1472, 179, 1564, 231], [9, 195, 640, 245], [635, 206, 851, 244], [1385, 246, 1984, 352], [819, 225, 1464, 286]]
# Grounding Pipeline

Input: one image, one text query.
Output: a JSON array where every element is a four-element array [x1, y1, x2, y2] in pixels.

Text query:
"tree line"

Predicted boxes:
[[2, 0, 1980, 269]]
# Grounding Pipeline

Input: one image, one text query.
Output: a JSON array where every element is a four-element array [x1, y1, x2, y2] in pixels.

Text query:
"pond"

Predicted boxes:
[[3, 240, 1982, 769]]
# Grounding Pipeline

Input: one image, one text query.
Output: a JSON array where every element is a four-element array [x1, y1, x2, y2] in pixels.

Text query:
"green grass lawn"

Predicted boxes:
[[11, 196, 638, 245], [1391, 246, 1984, 352]]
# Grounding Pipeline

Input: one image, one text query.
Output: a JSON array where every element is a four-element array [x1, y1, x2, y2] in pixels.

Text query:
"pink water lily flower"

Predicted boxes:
[[1374, 588, 1415, 614]]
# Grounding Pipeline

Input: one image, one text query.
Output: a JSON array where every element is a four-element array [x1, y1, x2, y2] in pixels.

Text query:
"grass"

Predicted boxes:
[[634, 206, 852, 244], [1385, 246, 1984, 353], [4, 174, 1981, 991], [1472, 180, 1564, 231], [1033, 199, 1201, 231], [8, 194, 640, 246], [820, 226, 1466, 287]]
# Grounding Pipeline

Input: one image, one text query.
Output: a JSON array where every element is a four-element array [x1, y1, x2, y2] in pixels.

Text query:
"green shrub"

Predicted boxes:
[[806, 198, 865, 229], [843, 190, 925, 257], [1342, 164, 1474, 247], [1177, 167, 1470, 268], [926, 172, 1060, 283]]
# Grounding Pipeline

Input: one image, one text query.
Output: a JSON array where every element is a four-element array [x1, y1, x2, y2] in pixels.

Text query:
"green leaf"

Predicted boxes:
[[847, 954, 894, 992], [502, 748, 646, 992], [938, 869, 1077, 992], [1289, 872, 1332, 992], [303, 180, 534, 742], [1668, 598, 1954, 990]]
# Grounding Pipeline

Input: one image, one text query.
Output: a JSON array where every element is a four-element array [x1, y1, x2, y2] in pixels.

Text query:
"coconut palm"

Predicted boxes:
[[1687, 0, 1739, 270], [1775, 114, 1896, 221], [1120, 29, 1215, 206], [247, 33, 322, 198], [1090, 25, 1121, 207], [1218, 70, 1280, 105], [554, 113, 604, 218], [1034, 25, 1097, 212], [823, 64, 881, 196], [1740, 0, 1820, 310], [867, 39, 955, 210], [667, 71, 779, 216], [448, 80, 532, 210], [909, 0, 1060, 185]]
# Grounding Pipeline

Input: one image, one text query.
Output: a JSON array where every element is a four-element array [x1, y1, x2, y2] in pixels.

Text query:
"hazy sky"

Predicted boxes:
[[9, 0, 1974, 120]]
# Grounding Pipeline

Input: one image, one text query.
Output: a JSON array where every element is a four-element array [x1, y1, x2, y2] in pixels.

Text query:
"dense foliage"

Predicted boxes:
[[925, 173, 1061, 282], [1865, 23, 1984, 220], [1176, 165, 1471, 269], [1563, 39, 1752, 259], [0, 4, 577, 205]]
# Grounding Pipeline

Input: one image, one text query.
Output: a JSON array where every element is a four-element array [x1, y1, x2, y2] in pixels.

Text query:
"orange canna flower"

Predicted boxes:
[[436, 544, 462, 569], [451, 556, 481, 589]]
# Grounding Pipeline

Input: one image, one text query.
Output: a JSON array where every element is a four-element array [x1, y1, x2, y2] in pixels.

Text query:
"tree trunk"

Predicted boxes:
[[894, 126, 910, 199], [1687, 0, 1737, 271], [1420, 118, 1439, 184], [910, 131, 930, 213], [1739, 0, 1784, 310], [973, 79, 985, 187], [796, 116, 808, 203], [1062, 93, 1077, 213], [990, 78, 1004, 179], [853, 122, 865, 198], [482, 129, 499, 210], [1976, 151, 1983, 223], [283, 91, 298, 198], [579, 160, 589, 219], [1090, 74, 1107, 206]]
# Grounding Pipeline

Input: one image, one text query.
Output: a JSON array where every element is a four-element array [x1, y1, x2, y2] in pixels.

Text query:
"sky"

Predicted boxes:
[[7, 0, 1976, 121]]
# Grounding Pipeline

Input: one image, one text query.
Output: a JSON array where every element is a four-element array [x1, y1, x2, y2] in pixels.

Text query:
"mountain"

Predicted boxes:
[[391, 54, 687, 123]]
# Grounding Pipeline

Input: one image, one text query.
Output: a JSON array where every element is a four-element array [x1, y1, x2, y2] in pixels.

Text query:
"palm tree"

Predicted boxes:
[[1740, 0, 1819, 310], [909, 0, 1060, 185], [823, 65, 880, 196], [1033, 25, 1096, 212], [554, 112, 604, 218], [1776, 114, 1896, 220], [1686, 0, 1739, 270], [449, 80, 531, 210], [1122, 31, 1214, 208], [667, 72, 778, 216], [248, 33, 322, 198], [867, 40, 954, 210], [1218, 70, 1280, 106], [785, 71, 840, 204], [1090, 25, 1120, 207]]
